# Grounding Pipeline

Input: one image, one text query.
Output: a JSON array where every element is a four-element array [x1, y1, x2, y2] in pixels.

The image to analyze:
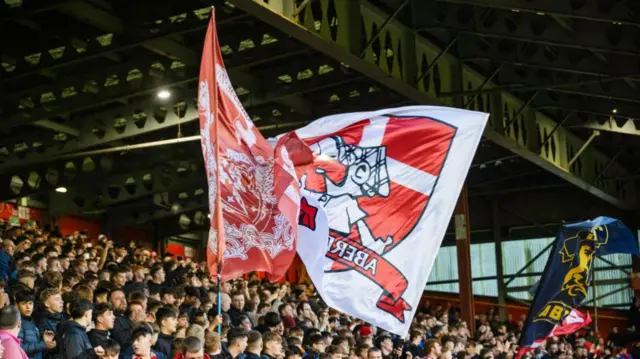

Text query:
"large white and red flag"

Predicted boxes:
[[198, 9, 303, 282], [282, 106, 488, 336]]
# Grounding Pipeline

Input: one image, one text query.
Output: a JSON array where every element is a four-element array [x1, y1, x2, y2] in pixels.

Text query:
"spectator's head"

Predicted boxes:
[[109, 289, 127, 313], [70, 298, 93, 327], [161, 287, 177, 305], [102, 339, 121, 359], [186, 323, 205, 344], [227, 327, 248, 355], [94, 287, 109, 304], [14, 288, 35, 318], [309, 334, 326, 354], [263, 331, 284, 357], [231, 291, 245, 311], [367, 347, 382, 359], [0, 305, 21, 336], [220, 293, 231, 312], [182, 336, 205, 359], [75, 284, 94, 302], [126, 300, 146, 324], [151, 265, 165, 283], [156, 307, 178, 334], [93, 302, 115, 331], [40, 288, 63, 314], [205, 330, 221, 355], [246, 330, 263, 353], [236, 314, 252, 332], [264, 312, 284, 335], [425, 339, 442, 358], [132, 324, 154, 358], [2, 240, 15, 256], [17, 269, 37, 289], [112, 268, 127, 288], [286, 347, 303, 359]]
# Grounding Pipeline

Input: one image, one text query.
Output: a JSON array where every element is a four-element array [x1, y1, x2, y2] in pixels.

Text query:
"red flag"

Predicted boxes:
[[516, 310, 591, 359], [198, 9, 303, 282]]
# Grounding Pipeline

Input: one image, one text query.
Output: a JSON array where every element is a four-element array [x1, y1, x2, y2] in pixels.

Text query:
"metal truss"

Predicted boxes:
[[48, 160, 206, 216], [458, 37, 640, 78], [0, 0, 72, 24], [489, 65, 640, 106], [155, 207, 208, 239], [0, 152, 117, 201], [419, 2, 639, 57], [434, 0, 640, 27], [0, 0, 242, 84], [0, 66, 371, 172], [582, 117, 640, 137], [1, 31, 311, 131], [231, 0, 635, 209], [104, 194, 207, 230]]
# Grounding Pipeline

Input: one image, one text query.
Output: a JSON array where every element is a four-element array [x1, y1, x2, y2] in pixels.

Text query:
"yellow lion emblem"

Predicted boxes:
[[559, 225, 608, 297]]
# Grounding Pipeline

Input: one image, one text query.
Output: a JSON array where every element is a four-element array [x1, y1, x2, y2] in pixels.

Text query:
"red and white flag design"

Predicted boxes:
[[280, 107, 487, 335], [198, 9, 302, 282], [516, 310, 591, 358]]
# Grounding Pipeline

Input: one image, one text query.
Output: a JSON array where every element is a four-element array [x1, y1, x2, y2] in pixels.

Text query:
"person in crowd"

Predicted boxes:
[[59, 298, 104, 359], [15, 289, 54, 359], [88, 302, 115, 347], [0, 305, 20, 357], [1, 223, 639, 359], [154, 307, 178, 358], [225, 327, 248, 359]]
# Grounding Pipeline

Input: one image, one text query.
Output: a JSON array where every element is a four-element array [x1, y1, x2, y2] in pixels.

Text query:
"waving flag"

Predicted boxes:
[[278, 106, 487, 336], [198, 9, 302, 282], [518, 217, 640, 358]]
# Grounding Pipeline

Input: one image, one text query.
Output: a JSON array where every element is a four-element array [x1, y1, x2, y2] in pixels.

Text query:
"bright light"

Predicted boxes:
[[208, 213, 211, 219], [157, 90, 171, 99], [55, 187, 67, 193], [612, 108, 618, 114]]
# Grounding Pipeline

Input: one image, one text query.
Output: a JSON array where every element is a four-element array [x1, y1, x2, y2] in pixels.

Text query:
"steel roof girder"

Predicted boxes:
[[420, 2, 639, 57], [231, 0, 634, 209], [457, 36, 640, 78]]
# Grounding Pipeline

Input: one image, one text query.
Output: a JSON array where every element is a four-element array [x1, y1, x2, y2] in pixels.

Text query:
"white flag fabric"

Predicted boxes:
[[274, 106, 488, 336]]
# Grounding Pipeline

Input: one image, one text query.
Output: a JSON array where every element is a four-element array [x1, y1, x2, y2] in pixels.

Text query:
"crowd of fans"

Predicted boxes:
[[0, 224, 636, 359]]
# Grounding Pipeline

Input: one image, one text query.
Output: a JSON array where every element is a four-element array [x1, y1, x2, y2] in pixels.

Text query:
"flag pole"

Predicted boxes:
[[210, 6, 224, 336], [592, 258, 599, 332]]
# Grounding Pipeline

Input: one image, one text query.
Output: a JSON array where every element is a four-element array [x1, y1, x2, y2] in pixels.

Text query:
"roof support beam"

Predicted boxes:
[[0, 3, 244, 84], [231, 0, 634, 209], [418, 2, 640, 57], [434, 0, 640, 27], [457, 37, 640, 78], [582, 117, 640, 137]]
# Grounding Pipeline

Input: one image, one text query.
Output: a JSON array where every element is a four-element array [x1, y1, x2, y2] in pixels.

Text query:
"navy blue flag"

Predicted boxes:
[[518, 216, 639, 357]]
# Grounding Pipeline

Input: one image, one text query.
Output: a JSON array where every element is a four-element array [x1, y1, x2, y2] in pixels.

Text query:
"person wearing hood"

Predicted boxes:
[[59, 298, 104, 359], [16, 289, 55, 359]]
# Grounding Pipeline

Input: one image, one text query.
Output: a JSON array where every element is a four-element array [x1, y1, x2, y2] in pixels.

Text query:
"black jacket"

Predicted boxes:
[[153, 332, 175, 358], [111, 315, 132, 348], [87, 329, 110, 348], [35, 310, 65, 334], [59, 321, 96, 359], [35, 310, 65, 359]]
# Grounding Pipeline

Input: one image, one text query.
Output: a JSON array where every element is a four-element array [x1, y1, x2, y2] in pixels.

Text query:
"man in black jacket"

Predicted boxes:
[[153, 306, 178, 358], [88, 303, 115, 348], [59, 299, 105, 359]]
